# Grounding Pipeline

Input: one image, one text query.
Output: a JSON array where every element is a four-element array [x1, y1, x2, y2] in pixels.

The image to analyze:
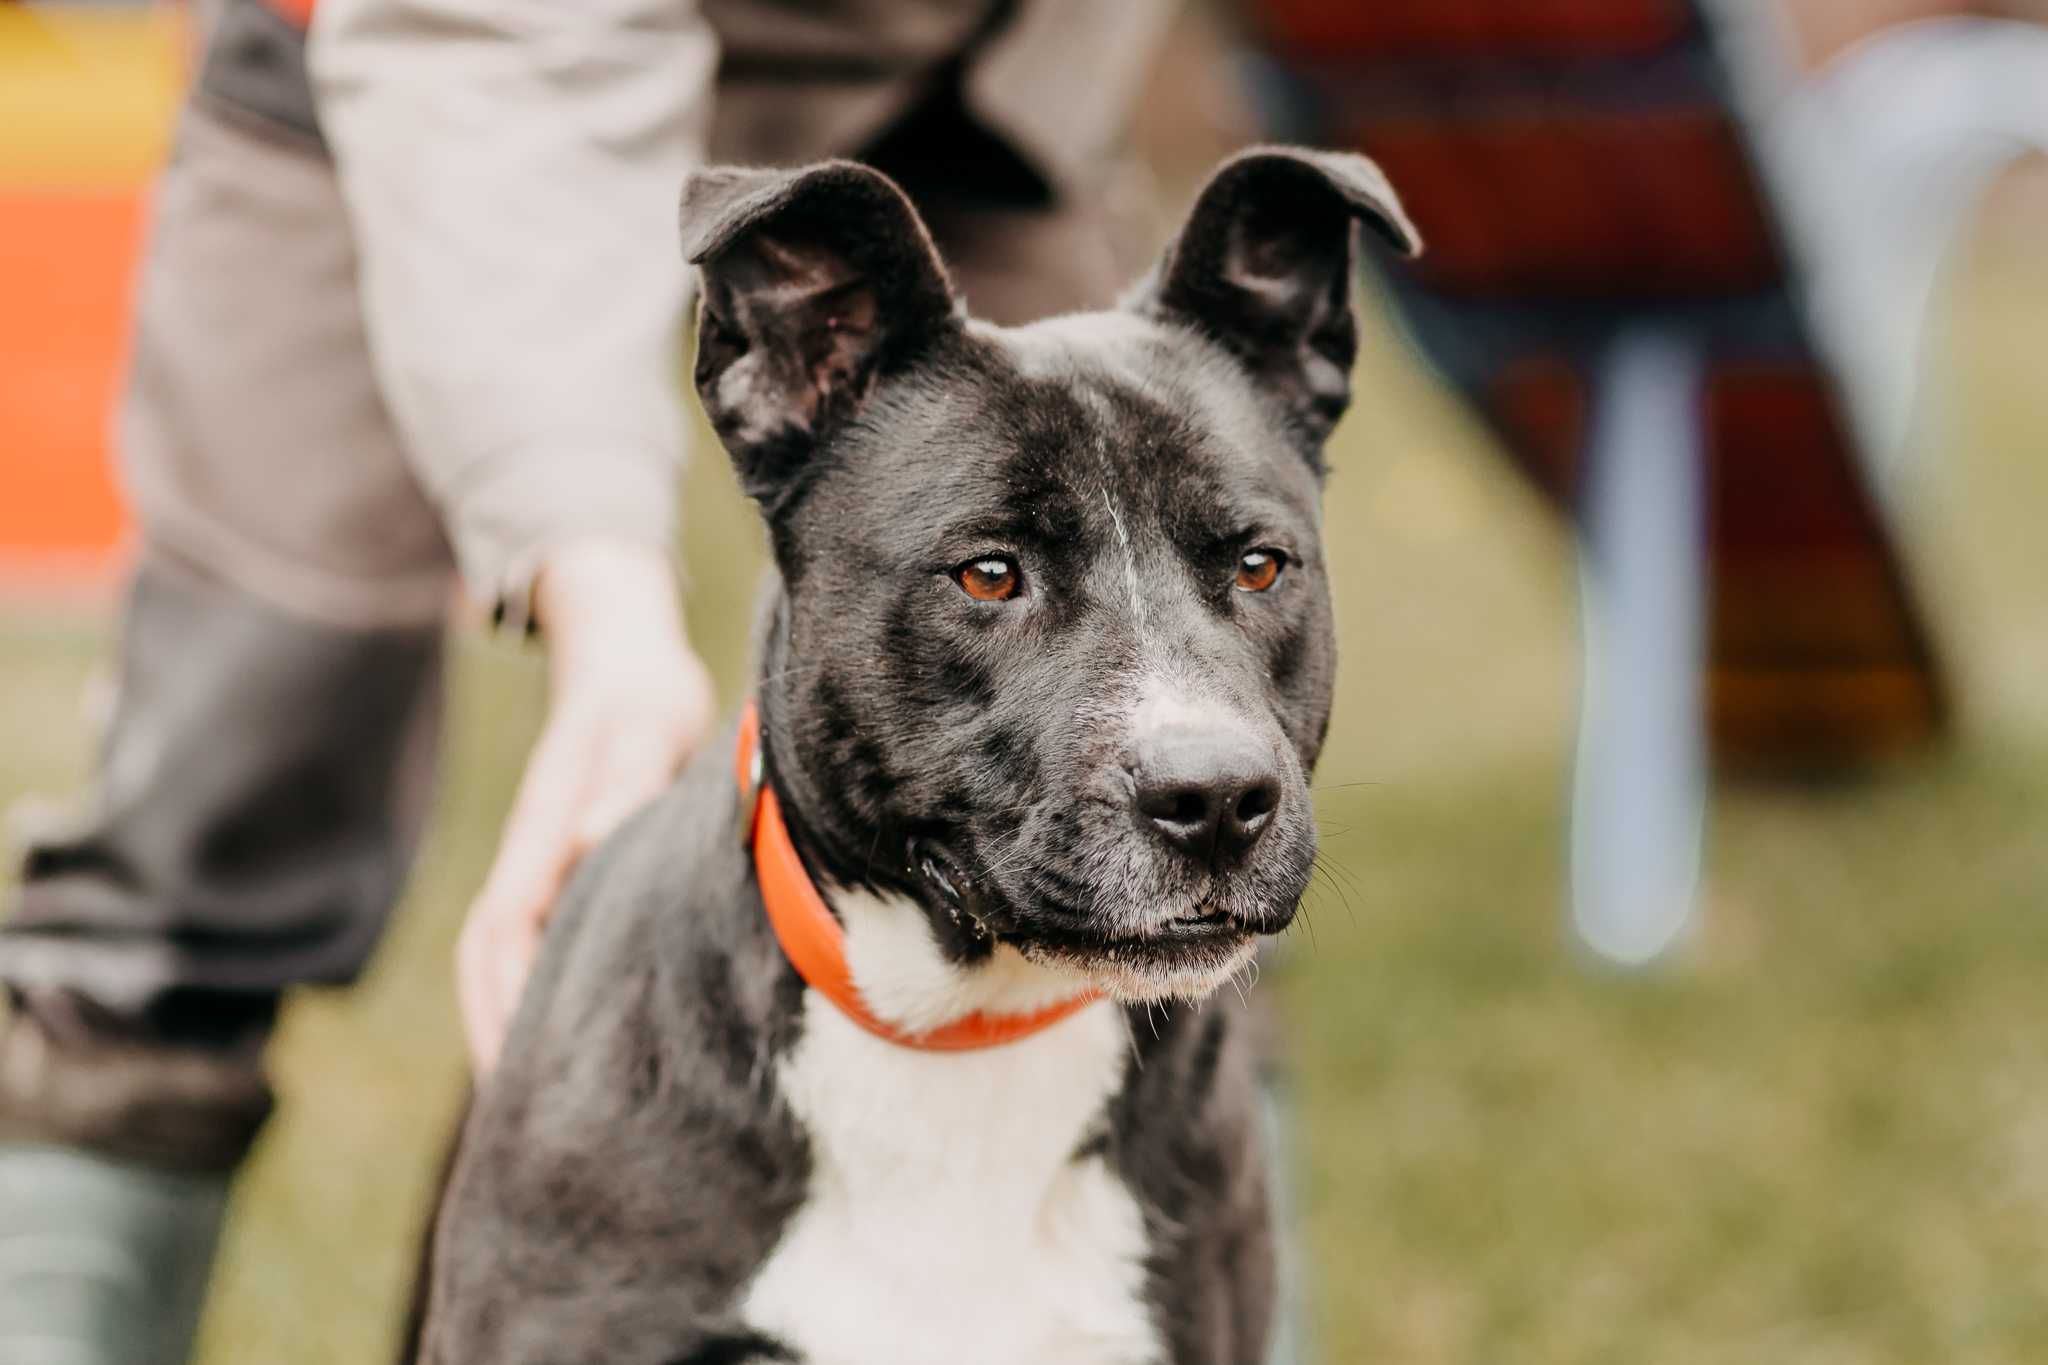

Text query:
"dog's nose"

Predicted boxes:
[[1132, 726, 1282, 867]]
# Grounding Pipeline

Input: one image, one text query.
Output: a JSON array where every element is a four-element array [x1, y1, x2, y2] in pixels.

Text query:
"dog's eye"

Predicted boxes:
[[954, 556, 1020, 602], [1235, 549, 1286, 593]]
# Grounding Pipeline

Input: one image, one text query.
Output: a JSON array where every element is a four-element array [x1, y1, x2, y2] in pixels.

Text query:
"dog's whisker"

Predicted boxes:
[[1307, 858, 1352, 915], [1118, 1008, 1145, 1071], [1304, 866, 1350, 933], [977, 837, 1035, 879], [1309, 852, 1372, 930], [976, 822, 1052, 882], [751, 660, 827, 688], [1321, 851, 1371, 904]]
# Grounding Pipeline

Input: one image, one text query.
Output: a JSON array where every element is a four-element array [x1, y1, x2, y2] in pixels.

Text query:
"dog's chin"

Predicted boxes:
[[932, 842, 1297, 1006], [1016, 931, 1260, 1006]]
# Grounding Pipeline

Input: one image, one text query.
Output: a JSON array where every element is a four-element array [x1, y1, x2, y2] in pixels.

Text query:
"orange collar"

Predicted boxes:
[[736, 703, 1099, 1051]]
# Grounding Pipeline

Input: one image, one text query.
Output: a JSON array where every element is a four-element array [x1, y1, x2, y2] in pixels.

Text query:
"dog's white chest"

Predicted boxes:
[[739, 996, 1160, 1365]]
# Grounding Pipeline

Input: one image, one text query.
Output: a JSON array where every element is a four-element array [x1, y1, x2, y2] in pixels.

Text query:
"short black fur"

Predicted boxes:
[[416, 148, 1417, 1364]]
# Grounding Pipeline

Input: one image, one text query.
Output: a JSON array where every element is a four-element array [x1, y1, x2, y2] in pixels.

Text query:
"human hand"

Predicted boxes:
[[457, 538, 715, 1073]]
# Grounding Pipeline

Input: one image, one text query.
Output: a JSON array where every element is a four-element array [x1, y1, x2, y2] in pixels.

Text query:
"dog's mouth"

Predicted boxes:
[[912, 838, 1266, 1003], [1012, 919, 1260, 1004], [912, 841, 1001, 947]]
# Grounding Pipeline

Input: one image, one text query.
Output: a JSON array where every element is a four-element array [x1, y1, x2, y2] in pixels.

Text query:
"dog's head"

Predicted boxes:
[[683, 148, 1417, 1003]]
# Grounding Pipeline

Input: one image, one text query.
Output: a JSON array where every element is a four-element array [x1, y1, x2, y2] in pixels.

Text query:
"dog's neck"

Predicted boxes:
[[742, 896, 1151, 1365], [739, 684, 1098, 1042], [824, 885, 1097, 1037]]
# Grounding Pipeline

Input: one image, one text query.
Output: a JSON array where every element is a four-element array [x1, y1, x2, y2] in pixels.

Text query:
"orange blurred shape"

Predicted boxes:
[[0, 193, 143, 561], [0, 4, 186, 574]]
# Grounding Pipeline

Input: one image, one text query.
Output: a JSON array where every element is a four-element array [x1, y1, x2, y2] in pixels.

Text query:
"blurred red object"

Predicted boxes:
[[1240, 0, 1949, 767], [1357, 105, 1776, 300], [1257, 0, 1690, 61]]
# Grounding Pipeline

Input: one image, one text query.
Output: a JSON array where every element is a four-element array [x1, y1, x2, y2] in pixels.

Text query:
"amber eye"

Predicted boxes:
[[954, 556, 1020, 602], [1235, 548, 1286, 593]]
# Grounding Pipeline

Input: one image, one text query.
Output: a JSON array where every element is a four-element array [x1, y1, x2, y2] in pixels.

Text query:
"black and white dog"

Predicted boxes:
[[414, 147, 1417, 1364]]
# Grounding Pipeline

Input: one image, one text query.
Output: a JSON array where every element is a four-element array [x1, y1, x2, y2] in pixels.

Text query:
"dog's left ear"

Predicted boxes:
[[681, 161, 958, 504], [1130, 147, 1421, 446]]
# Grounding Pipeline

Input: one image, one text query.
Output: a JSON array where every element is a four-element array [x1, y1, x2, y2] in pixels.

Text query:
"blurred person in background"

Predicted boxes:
[[0, 0, 1171, 1360], [1715, 0, 2048, 493], [1230, 0, 2044, 965]]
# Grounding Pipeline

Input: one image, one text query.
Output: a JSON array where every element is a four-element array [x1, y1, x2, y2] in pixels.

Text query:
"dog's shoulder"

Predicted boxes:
[[423, 720, 813, 1361], [510, 716, 803, 1082]]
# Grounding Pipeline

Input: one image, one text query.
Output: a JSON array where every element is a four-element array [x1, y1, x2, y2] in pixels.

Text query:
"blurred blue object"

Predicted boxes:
[[1572, 329, 1708, 965]]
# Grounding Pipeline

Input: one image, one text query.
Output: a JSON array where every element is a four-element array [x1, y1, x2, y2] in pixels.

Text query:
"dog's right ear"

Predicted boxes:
[[681, 162, 958, 504]]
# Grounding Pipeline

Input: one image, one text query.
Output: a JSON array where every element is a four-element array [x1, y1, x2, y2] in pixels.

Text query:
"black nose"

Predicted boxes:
[[1132, 726, 1283, 867]]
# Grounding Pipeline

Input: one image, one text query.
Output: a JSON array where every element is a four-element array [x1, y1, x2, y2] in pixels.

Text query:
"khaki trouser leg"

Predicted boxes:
[[2, 23, 452, 1169]]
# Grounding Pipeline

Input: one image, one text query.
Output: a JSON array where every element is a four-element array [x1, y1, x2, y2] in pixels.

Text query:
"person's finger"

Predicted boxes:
[[472, 720, 588, 924], [459, 882, 552, 1072], [457, 941, 494, 1073], [456, 669, 713, 1072], [456, 911, 502, 1072], [458, 719, 591, 1069], [460, 885, 551, 1074], [490, 919, 541, 1045]]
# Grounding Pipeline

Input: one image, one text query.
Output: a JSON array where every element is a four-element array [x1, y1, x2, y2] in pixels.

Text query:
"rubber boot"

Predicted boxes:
[[0, 1144, 229, 1365]]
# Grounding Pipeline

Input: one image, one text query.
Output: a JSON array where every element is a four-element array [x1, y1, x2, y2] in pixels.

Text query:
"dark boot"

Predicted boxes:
[[0, 1143, 231, 1365], [0, 1006, 271, 1365]]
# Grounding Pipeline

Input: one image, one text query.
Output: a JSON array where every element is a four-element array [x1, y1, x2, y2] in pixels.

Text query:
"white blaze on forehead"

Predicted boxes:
[[1061, 378, 1151, 646], [990, 329, 1165, 644], [1100, 487, 1146, 637]]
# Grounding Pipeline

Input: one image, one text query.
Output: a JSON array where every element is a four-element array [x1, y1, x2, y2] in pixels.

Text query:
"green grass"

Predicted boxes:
[[4, 256, 2046, 1364]]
